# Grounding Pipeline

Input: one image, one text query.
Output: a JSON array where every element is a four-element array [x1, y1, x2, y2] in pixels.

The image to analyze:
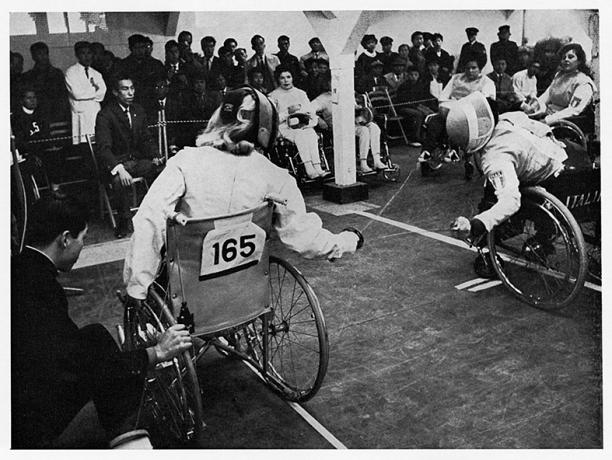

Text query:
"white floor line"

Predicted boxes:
[[355, 211, 601, 294], [455, 278, 490, 290], [241, 360, 347, 449], [468, 280, 503, 292]]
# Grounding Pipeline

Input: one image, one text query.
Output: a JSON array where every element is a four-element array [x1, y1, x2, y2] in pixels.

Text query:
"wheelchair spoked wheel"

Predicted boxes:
[[131, 287, 205, 447], [240, 256, 329, 402], [487, 186, 588, 310], [550, 119, 588, 151]]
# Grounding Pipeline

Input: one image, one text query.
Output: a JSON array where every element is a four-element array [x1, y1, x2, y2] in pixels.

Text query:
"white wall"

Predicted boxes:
[[10, 9, 595, 76]]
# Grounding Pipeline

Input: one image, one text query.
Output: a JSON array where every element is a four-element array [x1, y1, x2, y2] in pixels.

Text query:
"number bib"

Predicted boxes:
[[199, 219, 266, 280]]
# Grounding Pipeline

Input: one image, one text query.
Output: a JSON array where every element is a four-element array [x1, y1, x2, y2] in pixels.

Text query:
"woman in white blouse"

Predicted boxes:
[[268, 66, 327, 179]]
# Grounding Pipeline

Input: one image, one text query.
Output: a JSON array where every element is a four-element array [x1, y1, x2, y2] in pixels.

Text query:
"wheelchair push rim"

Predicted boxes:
[[127, 287, 205, 447], [487, 186, 588, 310]]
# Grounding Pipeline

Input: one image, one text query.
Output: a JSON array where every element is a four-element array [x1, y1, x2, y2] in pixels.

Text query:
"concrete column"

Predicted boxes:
[[329, 53, 357, 186]]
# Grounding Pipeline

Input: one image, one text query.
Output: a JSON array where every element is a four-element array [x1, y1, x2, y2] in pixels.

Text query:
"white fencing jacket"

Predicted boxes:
[[124, 146, 352, 299]]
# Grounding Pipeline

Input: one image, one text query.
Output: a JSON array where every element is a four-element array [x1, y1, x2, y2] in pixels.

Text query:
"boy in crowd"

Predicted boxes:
[[395, 65, 436, 145], [246, 35, 281, 93], [356, 59, 389, 94], [408, 31, 427, 75], [512, 59, 540, 112], [299, 37, 329, 78], [424, 33, 454, 78], [384, 56, 408, 91], [487, 57, 520, 113], [378, 36, 399, 74], [274, 35, 301, 83]]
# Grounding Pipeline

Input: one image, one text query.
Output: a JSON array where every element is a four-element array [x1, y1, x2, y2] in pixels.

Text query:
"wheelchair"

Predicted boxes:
[[481, 125, 600, 311], [269, 133, 334, 186], [119, 197, 329, 446]]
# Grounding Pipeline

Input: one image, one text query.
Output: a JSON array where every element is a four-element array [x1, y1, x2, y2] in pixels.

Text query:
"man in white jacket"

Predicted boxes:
[[65, 41, 106, 145], [123, 86, 363, 302]]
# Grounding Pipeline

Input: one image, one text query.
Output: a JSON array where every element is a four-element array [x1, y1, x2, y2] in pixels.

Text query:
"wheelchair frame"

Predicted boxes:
[[120, 199, 330, 446]]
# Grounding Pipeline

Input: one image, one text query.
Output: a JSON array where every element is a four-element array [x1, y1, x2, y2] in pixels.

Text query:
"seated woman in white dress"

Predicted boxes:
[[269, 65, 327, 179]]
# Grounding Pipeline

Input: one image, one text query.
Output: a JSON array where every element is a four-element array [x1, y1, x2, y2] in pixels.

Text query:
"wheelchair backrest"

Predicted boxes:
[[166, 201, 273, 336]]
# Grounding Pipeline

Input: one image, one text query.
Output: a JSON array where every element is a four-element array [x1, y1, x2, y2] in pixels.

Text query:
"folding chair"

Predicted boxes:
[[85, 135, 149, 231], [366, 87, 409, 145]]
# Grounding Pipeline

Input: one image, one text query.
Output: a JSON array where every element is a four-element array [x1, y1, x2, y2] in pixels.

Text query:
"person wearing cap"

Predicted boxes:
[[448, 92, 591, 276], [299, 37, 329, 78], [356, 34, 380, 80], [424, 33, 454, 77], [123, 85, 363, 302], [378, 36, 400, 74], [384, 56, 408, 91], [355, 59, 388, 94], [490, 25, 519, 75], [458, 27, 488, 73]]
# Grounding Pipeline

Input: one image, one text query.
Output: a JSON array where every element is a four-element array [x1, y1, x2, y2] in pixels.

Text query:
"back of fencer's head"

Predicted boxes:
[[445, 92, 497, 154], [195, 86, 277, 155]]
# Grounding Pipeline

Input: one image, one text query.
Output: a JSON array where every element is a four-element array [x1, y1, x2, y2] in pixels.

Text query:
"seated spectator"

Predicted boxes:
[[189, 72, 223, 136], [298, 58, 327, 100], [299, 37, 329, 78], [144, 77, 193, 155], [233, 47, 249, 86], [529, 43, 596, 126], [10, 51, 24, 113], [12, 195, 191, 448], [423, 59, 450, 100], [22, 41, 70, 122], [274, 35, 301, 84], [408, 31, 427, 75], [516, 46, 532, 72], [512, 59, 540, 112], [248, 68, 269, 95], [384, 56, 408, 91], [395, 66, 437, 145], [439, 55, 496, 102], [11, 86, 64, 200], [458, 27, 487, 73], [216, 45, 237, 85], [246, 35, 280, 93], [164, 39, 188, 92], [398, 44, 412, 67], [269, 65, 328, 179], [424, 33, 454, 77], [487, 57, 521, 113], [378, 36, 399, 74], [423, 32, 434, 51], [356, 34, 379, 80], [419, 55, 495, 164], [95, 74, 162, 238], [120, 34, 165, 106], [356, 59, 389, 94], [65, 41, 107, 145]]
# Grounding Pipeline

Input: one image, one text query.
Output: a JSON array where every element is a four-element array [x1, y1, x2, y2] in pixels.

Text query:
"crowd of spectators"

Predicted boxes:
[[10, 25, 596, 218]]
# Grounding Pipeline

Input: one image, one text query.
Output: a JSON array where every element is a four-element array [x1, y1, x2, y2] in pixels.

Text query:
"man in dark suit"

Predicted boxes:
[[199, 35, 221, 83], [424, 33, 454, 77], [490, 25, 519, 75], [274, 35, 301, 83], [458, 27, 488, 72], [11, 196, 192, 448], [119, 34, 165, 106], [95, 74, 162, 238]]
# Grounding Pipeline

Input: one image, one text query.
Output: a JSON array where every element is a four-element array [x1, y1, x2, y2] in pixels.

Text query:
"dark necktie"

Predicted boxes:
[[85, 66, 89, 78], [124, 107, 132, 128]]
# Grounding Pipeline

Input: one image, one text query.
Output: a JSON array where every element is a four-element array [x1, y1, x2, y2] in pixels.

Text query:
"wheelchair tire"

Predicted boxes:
[[487, 186, 587, 310], [242, 256, 329, 402], [128, 287, 205, 447], [550, 119, 588, 151], [383, 165, 401, 182]]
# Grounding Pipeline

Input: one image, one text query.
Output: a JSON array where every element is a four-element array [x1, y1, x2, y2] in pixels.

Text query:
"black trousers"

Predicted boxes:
[[13, 324, 145, 448], [109, 159, 159, 223]]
